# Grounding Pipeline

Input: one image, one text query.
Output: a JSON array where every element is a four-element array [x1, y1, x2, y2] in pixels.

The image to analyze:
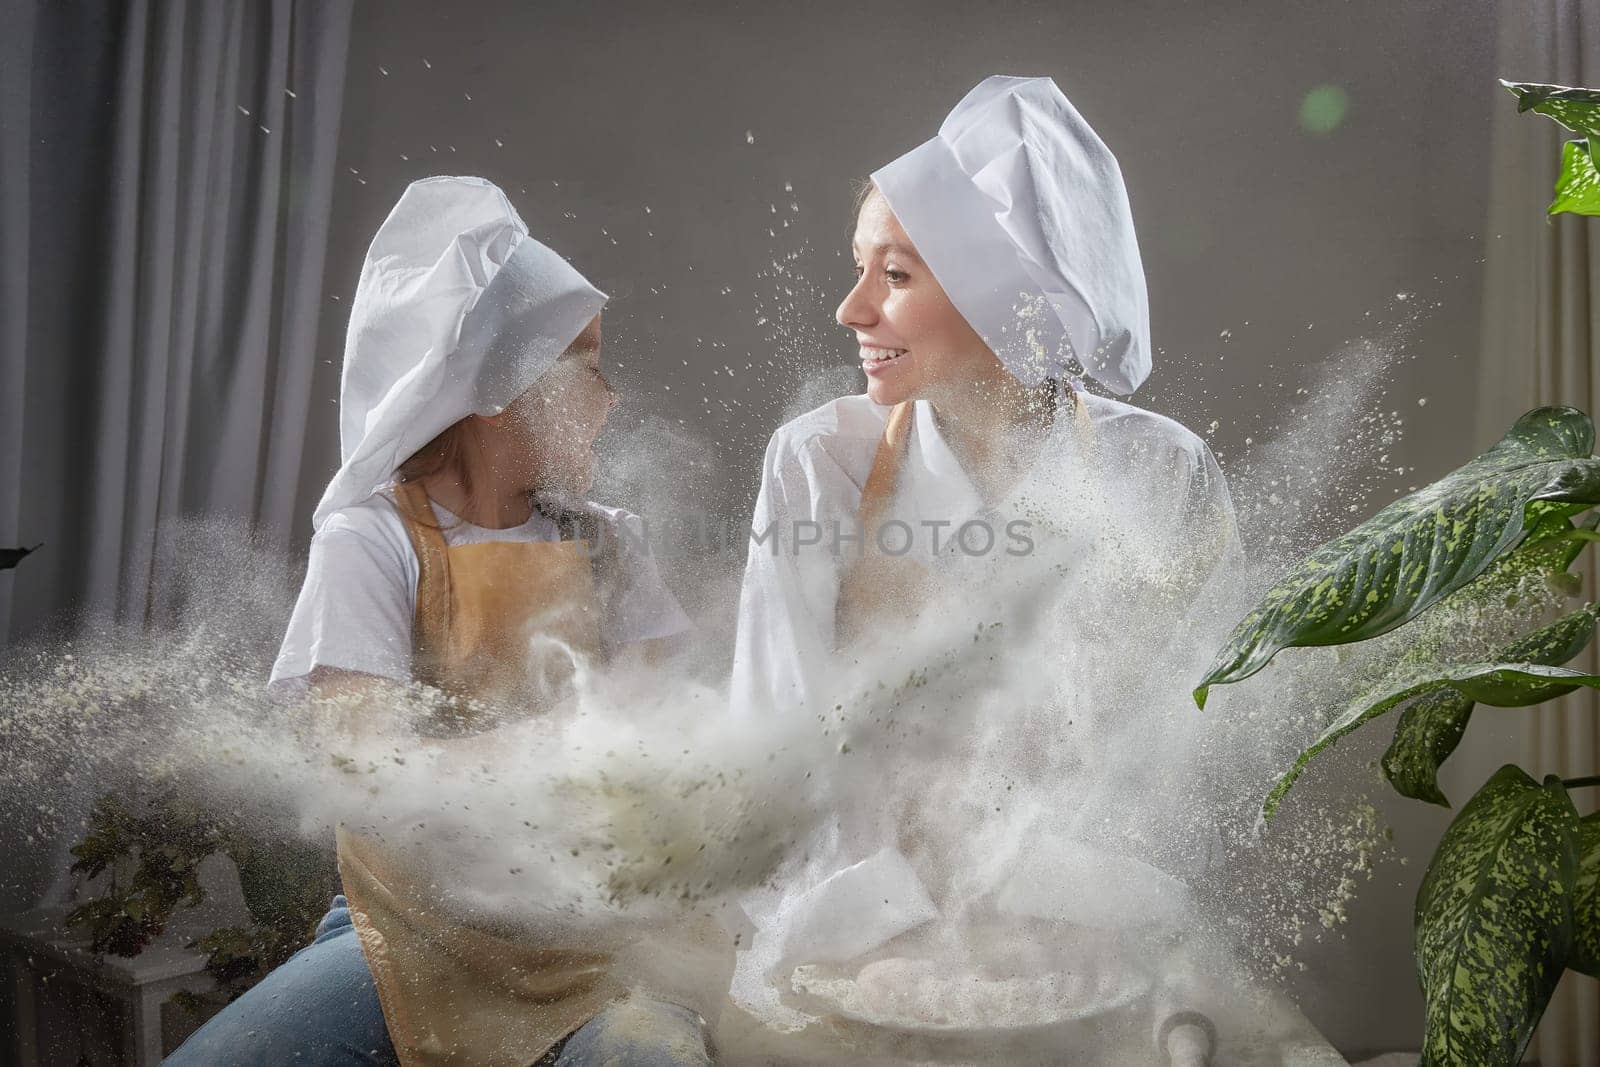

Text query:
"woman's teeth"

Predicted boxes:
[[862, 348, 907, 364]]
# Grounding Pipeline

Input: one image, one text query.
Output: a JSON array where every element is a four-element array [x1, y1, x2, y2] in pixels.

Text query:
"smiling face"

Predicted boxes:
[[838, 188, 1012, 407], [488, 314, 617, 494]]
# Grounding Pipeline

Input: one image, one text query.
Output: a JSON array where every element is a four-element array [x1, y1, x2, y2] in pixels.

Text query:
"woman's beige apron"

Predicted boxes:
[[837, 394, 1091, 640], [830, 393, 1095, 922], [335, 481, 619, 1066]]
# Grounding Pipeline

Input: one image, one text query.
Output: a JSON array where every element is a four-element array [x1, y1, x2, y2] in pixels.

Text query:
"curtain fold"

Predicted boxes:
[[0, 0, 353, 915], [0, 0, 353, 646], [1477, 1, 1600, 1063], [0, 0, 36, 645]]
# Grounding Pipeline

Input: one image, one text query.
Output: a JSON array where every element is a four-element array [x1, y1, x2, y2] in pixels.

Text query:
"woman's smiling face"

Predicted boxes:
[[836, 188, 1009, 407]]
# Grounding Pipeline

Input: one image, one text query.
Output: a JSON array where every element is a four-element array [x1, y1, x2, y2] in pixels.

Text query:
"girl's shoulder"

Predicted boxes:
[[532, 496, 657, 562], [314, 491, 413, 553], [560, 499, 645, 540]]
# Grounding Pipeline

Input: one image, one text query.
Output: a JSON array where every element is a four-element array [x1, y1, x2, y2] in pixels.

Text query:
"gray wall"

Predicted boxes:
[[310, 0, 1499, 531]]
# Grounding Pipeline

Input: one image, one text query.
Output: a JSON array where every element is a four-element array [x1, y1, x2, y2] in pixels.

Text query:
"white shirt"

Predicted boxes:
[[271, 490, 692, 690], [726, 392, 1241, 1015], [729, 392, 1239, 718]]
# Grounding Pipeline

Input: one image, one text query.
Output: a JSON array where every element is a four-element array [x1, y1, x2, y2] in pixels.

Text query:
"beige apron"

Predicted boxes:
[[837, 393, 1091, 641], [336, 481, 620, 1066], [832, 394, 1095, 914]]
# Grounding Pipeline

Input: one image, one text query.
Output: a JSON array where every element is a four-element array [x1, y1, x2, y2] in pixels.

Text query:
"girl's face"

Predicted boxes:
[[837, 190, 1009, 407], [489, 315, 617, 493]]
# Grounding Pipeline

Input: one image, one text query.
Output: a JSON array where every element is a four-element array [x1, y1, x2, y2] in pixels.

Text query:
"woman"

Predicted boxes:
[[732, 74, 1237, 721], [727, 76, 1241, 1011], [169, 177, 722, 1066]]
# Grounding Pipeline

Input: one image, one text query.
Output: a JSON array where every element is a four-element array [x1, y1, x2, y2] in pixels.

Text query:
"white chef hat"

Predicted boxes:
[[313, 176, 607, 529], [871, 76, 1151, 395]]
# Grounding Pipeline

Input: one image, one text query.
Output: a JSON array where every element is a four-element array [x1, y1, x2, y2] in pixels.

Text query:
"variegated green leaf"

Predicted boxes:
[[1382, 689, 1476, 808], [1573, 813, 1600, 977], [1383, 603, 1600, 807], [1416, 767, 1578, 1067], [1500, 82, 1600, 217], [1195, 407, 1600, 708], [1550, 139, 1600, 217], [1501, 80, 1600, 137], [1265, 658, 1600, 820]]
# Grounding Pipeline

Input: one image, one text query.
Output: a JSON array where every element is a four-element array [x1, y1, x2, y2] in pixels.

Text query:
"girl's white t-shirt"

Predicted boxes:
[[270, 491, 692, 690]]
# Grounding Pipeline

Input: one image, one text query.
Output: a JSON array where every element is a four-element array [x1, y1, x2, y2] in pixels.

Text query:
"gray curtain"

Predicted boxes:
[[0, 0, 353, 646], [1477, 1, 1600, 1063]]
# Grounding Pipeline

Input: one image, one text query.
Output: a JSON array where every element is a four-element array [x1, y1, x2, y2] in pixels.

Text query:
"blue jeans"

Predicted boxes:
[[164, 896, 713, 1066]]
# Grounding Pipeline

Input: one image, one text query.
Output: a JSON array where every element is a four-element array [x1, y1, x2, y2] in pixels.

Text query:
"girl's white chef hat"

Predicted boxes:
[[313, 176, 607, 529], [871, 76, 1151, 396]]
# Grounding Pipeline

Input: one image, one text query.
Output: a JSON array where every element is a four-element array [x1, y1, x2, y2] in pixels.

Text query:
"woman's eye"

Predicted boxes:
[[884, 268, 908, 283], [852, 264, 864, 279]]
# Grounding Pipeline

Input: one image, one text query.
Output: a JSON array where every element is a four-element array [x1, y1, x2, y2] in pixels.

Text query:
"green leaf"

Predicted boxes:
[[1384, 602, 1599, 807], [1573, 813, 1600, 977], [1550, 139, 1600, 217], [1380, 523, 1596, 807], [1416, 767, 1578, 1067], [1265, 656, 1600, 819], [1501, 80, 1600, 137], [1382, 689, 1477, 807], [1499, 83, 1600, 217], [1195, 407, 1600, 707], [69, 795, 137, 880]]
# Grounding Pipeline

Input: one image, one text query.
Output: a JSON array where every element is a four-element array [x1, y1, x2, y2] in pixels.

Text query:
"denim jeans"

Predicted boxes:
[[164, 896, 713, 1066]]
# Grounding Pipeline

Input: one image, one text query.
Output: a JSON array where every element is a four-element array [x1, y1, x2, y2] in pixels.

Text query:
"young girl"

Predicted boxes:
[[168, 177, 718, 1066]]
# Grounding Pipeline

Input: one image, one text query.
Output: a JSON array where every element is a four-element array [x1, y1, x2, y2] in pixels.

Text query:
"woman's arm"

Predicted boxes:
[[730, 431, 855, 717]]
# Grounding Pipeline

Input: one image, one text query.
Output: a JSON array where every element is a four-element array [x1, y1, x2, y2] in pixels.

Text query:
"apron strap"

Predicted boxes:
[[858, 400, 916, 533], [838, 401, 919, 646], [389, 480, 451, 689], [839, 388, 1089, 646]]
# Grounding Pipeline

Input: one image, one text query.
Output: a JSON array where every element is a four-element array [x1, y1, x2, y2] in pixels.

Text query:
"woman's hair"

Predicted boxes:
[[850, 179, 878, 235]]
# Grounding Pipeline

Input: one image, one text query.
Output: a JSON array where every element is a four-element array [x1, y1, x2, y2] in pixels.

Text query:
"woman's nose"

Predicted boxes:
[[836, 276, 878, 330]]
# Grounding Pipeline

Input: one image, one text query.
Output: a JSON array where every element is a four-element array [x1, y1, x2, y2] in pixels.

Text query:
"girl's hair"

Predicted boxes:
[[394, 418, 484, 527], [392, 412, 621, 634]]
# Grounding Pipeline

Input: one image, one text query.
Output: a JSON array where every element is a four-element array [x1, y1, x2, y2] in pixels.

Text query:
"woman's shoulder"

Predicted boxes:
[[769, 394, 889, 451], [1079, 393, 1214, 466], [763, 394, 889, 481]]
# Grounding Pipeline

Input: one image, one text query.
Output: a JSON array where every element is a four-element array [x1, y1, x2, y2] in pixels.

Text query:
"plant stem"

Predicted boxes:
[[1563, 775, 1600, 789], [1557, 529, 1600, 543]]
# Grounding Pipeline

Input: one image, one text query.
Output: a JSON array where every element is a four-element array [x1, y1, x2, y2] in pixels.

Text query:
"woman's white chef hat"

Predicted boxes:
[[871, 76, 1150, 395], [313, 176, 607, 529]]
